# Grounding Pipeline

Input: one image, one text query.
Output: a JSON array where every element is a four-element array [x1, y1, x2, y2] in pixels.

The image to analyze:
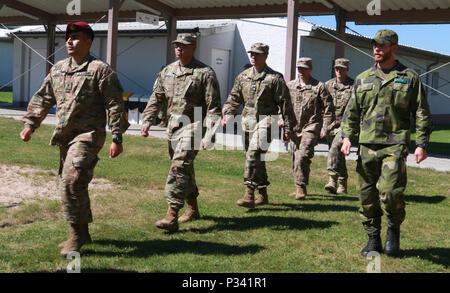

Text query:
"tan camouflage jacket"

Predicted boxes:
[[287, 77, 335, 136], [222, 65, 295, 133], [142, 58, 222, 141], [22, 55, 129, 146], [341, 61, 432, 146], [324, 76, 354, 135]]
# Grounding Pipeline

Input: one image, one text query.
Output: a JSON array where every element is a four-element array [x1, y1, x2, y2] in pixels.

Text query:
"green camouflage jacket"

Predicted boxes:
[[142, 58, 222, 140], [22, 55, 129, 146], [287, 77, 335, 136], [324, 76, 354, 135], [222, 65, 295, 133], [341, 61, 432, 146]]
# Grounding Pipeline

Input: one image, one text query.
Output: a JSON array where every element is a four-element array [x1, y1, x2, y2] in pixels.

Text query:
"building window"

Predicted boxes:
[[431, 72, 439, 95]]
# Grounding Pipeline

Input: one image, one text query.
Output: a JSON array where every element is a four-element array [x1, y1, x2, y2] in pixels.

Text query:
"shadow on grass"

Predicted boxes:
[[249, 202, 358, 213], [81, 239, 264, 258], [187, 215, 338, 234], [304, 194, 359, 202], [399, 247, 449, 268], [405, 195, 447, 204]]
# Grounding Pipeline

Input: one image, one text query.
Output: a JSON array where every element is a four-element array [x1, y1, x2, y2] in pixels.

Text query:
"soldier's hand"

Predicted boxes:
[[414, 147, 428, 164], [141, 126, 149, 137], [221, 116, 228, 127], [278, 120, 285, 128], [320, 132, 327, 139], [109, 142, 123, 158], [341, 138, 351, 156], [20, 127, 33, 142]]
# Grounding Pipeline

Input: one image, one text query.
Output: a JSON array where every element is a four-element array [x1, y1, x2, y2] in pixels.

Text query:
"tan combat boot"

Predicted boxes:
[[295, 185, 307, 200], [255, 187, 269, 206], [58, 223, 92, 248], [178, 198, 200, 223], [324, 174, 338, 194], [337, 178, 348, 194], [236, 187, 255, 208], [155, 206, 179, 232], [60, 224, 85, 257]]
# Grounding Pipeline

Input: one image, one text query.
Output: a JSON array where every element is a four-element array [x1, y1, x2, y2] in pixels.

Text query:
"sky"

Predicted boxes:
[[304, 15, 450, 56]]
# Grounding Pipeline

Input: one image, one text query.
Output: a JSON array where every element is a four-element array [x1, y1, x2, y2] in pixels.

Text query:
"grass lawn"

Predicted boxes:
[[411, 124, 450, 156], [0, 92, 12, 103], [0, 117, 448, 273]]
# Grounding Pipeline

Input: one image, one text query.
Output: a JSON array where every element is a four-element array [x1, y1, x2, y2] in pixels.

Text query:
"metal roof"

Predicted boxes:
[[0, 0, 449, 25]]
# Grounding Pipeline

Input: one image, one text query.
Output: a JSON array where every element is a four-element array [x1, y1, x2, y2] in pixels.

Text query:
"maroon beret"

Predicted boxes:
[[65, 22, 94, 41]]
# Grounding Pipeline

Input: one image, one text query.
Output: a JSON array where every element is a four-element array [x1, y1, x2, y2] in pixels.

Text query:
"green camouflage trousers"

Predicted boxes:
[[59, 141, 102, 224], [289, 131, 319, 187], [243, 124, 272, 189], [326, 129, 348, 179], [165, 138, 199, 210], [356, 144, 408, 236]]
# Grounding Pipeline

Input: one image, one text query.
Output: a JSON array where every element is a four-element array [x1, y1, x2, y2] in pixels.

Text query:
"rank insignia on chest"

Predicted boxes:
[[65, 83, 72, 93]]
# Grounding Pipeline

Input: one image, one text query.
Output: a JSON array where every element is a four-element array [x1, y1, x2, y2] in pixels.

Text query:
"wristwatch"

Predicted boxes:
[[112, 135, 123, 144], [417, 143, 428, 151]]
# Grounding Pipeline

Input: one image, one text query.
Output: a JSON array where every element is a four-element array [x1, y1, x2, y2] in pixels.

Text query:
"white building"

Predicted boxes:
[[0, 29, 13, 91], [10, 18, 450, 123]]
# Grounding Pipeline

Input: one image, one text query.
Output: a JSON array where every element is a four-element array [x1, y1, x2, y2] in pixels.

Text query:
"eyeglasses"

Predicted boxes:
[[174, 43, 188, 50]]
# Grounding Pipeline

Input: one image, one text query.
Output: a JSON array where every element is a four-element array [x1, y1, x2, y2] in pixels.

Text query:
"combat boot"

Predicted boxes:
[[60, 224, 85, 257], [178, 198, 200, 223], [237, 187, 255, 208], [336, 178, 347, 194], [295, 185, 307, 200], [324, 175, 338, 194], [58, 224, 92, 248], [384, 226, 400, 256], [155, 206, 179, 232], [255, 187, 269, 206], [360, 234, 383, 257]]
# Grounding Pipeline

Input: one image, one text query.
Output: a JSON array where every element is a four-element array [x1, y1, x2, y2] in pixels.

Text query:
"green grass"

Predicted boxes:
[[0, 117, 448, 273], [0, 92, 12, 103]]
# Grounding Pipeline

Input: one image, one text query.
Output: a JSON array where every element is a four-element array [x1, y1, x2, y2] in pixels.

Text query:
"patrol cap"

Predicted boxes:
[[172, 33, 197, 45], [371, 29, 398, 45], [247, 43, 269, 54], [65, 22, 94, 41], [297, 57, 312, 68], [334, 58, 350, 68]]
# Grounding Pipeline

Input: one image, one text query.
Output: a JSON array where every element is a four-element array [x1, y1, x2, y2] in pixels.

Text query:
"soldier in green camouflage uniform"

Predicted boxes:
[[141, 33, 222, 231], [287, 57, 335, 200], [324, 58, 354, 194], [222, 43, 296, 209], [20, 22, 129, 256], [341, 30, 432, 256]]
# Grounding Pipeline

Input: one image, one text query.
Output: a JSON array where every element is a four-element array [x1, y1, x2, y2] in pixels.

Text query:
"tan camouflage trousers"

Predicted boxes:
[[242, 125, 272, 189], [356, 144, 408, 236], [326, 129, 348, 180], [59, 141, 102, 224], [289, 131, 319, 187], [165, 138, 199, 210]]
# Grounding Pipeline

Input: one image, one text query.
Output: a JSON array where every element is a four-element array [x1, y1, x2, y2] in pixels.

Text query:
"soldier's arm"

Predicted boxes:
[[341, 84, 361, 141], [21, 74, 57, 135], [222, 76, 244, 121], [319, 84, 335, 137], [274, 77, 295, 136], [202, 70, 222, 148], [141, 75, 167, 130], [412, 77, 433, 162], [100, 67, 130, 140]]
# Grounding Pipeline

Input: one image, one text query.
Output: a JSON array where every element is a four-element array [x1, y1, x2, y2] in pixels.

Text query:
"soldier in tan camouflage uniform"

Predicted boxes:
[[141, 33, 222, 232], [222, 43, 295, 209], [287, 57, 335, 200], [323, 58, 354, 194], [341, 30, 432, 256], [20, 22, 129, 256]]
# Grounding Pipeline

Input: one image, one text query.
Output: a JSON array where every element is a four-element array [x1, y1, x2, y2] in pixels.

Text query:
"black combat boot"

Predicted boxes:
[[384, 226, 400, 256], [360, 234, 383, 257]]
